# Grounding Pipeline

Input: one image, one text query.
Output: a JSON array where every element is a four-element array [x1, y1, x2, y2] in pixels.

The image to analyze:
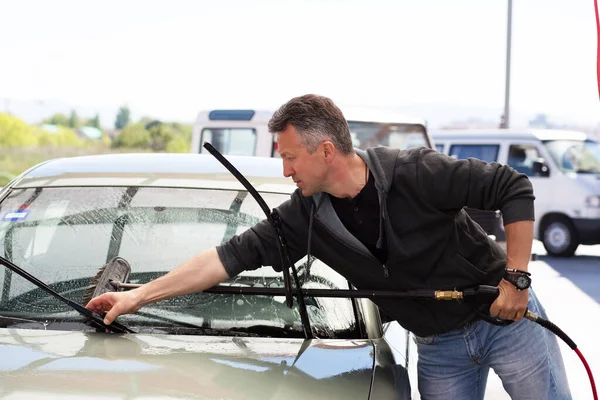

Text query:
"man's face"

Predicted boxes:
[[277, 125, 326, 196]]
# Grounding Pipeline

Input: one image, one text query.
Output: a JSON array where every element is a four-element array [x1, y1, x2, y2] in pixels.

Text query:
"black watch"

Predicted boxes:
[[503, 268, 531, 290]]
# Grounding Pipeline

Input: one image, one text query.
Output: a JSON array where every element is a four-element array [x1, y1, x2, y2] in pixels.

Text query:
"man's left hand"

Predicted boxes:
[[489, 279, 529, 321]]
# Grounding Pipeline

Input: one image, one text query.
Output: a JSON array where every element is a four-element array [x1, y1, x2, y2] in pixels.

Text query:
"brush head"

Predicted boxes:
[[82, 257, 131, 305]]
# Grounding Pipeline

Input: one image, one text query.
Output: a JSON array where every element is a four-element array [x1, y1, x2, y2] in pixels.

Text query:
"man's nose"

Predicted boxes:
[[283, 163, 294, 178]]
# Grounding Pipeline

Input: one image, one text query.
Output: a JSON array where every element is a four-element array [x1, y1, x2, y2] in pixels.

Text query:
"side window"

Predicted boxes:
[[449, 144, 499, 162], [200, 128, 257, 156], [435, 144, 444, 153], [507, 144, 544, 176]]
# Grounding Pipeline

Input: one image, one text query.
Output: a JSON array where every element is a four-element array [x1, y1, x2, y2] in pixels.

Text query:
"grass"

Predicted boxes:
[[0, 145, 150, 186]]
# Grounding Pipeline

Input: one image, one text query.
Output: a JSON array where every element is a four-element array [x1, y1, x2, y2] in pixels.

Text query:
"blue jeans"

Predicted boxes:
[[414, 289, 572, 399]]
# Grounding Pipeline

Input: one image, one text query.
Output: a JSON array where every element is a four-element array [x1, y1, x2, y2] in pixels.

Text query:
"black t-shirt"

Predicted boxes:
[[329, 171, 388, 264]]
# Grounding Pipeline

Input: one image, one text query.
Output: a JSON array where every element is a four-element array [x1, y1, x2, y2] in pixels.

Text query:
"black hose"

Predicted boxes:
[[531, 314, 576, 350]]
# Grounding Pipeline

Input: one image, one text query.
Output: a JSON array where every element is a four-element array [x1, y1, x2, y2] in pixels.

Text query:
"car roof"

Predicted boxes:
[[12, 153, 296, 194], [431, 128, 589, 142]]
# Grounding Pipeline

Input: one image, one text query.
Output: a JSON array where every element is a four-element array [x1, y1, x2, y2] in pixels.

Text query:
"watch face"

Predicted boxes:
[[515, 275, 530, 289]]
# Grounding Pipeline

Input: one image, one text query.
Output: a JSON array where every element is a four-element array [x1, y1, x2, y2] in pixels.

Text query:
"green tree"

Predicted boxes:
[[114, 106, 131, 130], [43, 113, 69, 126], [111, 123, 151, 148], [149, 123, 176, 151], [68, 110, 80, 128], [88, 113, 101, 129], [165, 135, 190, 153]]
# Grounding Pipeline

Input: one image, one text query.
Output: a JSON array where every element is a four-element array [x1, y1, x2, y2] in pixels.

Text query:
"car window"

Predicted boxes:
[[200, 128, 257, 156], [507, 144, 544, 176], [348, 121, 429, 150], [449, 144, 499, 163], [0, 187, 357, 338], [543, 139, 600, 173]]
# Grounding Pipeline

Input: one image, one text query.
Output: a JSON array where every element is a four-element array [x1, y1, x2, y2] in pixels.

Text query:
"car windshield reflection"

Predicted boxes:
[[0, 186, 358, 338]]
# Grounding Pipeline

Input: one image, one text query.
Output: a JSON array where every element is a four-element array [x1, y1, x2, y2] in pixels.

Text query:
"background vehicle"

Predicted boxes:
[[432, 128, 600, 257], [191, 108, 433, 157], [0, 153, 412, 399]]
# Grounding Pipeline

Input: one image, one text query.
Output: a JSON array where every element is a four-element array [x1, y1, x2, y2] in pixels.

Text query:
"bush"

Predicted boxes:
[[0, 113, 39, 147], [111, 123, 151, 148], [38, 126, 86, 147], [165, 136, 190, 153]]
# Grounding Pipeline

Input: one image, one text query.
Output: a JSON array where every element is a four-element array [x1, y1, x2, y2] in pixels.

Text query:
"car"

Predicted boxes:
[[432, 128, 600, 256], [0, 152, 413, 399]]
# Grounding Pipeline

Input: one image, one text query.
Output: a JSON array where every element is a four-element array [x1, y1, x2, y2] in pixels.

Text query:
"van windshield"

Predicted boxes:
[[347, 122, 429, 150], [543, 139, 600, 173]]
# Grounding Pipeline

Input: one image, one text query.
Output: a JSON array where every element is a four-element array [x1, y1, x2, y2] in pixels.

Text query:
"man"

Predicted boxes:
[[87, 94, 571, 399]]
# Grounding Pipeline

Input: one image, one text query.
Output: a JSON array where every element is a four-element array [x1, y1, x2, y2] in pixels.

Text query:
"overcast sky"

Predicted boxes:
[[1, 0, 599, 126]]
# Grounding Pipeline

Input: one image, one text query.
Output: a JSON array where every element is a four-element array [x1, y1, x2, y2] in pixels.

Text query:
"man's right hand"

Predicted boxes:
[[84, 248, 230, 325], [86, 290, 142, 325]]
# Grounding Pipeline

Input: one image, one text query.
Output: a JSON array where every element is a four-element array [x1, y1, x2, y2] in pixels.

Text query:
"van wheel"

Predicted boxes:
[[541, 216, 579, 257]]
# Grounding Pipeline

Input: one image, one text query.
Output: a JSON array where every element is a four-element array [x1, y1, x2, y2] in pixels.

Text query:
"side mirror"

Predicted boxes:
[[531, 159, 550, 177]]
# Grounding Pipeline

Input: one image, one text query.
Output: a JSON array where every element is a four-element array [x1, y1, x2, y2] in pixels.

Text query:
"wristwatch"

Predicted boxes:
[[503, 268, 531, 290]]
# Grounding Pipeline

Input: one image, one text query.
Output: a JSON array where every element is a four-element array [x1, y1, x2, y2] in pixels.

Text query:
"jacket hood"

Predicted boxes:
[[358, 147, 400, 195]]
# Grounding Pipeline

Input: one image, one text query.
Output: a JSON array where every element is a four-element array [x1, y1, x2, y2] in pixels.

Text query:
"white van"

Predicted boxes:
[[191, 108, 433, 157], [432, 128, 600, 257]]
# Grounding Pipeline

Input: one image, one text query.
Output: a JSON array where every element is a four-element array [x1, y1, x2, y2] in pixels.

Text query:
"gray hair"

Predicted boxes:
[[268, 94, 354, 155]]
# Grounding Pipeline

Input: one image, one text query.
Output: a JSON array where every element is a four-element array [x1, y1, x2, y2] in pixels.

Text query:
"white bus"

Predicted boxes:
[[191, 108, 432, 157]]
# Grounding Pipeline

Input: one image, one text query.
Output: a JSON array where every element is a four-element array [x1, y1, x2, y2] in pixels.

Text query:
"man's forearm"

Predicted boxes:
[[504, 220, 534, 271], [133, 248, 230, 307]]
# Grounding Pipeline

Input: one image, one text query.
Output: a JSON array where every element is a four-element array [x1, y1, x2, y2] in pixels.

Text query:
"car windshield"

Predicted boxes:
[[0, 186, 358, 338], [348, 121, 429, 150], [543, 139, 600, 173]]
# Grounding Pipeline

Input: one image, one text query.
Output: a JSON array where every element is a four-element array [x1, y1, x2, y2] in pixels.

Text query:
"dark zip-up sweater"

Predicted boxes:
[[216, 146, 535, 337]]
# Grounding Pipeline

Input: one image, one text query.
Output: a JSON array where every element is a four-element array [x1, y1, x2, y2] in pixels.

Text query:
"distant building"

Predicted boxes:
[[41, 124, 60, 133], [77, 126, 103, 140], [41, 124, 103, 140]]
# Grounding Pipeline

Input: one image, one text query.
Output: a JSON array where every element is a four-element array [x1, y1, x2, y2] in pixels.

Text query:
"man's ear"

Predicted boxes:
[[322, 141, 336, 163]]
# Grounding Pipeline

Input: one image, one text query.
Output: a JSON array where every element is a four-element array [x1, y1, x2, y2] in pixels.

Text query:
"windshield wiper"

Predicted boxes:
[[202, 142, 313, 339], [0, 255, 134, 334], [0, 314, 50, 329]]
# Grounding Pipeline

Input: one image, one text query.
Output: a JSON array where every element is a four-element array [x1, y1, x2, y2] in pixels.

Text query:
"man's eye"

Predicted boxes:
[[286, 157, 295, 161]]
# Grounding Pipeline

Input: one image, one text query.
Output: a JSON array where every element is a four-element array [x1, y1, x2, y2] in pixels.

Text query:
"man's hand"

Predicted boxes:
[[85, 248, 230, 325], [86, 290, 142, 325], [489, 279, 529, 321]]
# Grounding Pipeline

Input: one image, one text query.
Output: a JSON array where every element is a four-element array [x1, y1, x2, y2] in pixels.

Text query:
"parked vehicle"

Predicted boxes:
[[432, 128, 600, 257], [0, 153, 412, 399], [191, 108, 432, 157]]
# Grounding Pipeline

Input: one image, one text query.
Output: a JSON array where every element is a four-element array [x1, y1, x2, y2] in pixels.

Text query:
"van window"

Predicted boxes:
[[200, 128, 257, 156], [507, 145, 544, 176], [435, 144, 444, 153], [449, 144, 499, 163], [348, 122, 429, 150], [543, 140, 600, 173]]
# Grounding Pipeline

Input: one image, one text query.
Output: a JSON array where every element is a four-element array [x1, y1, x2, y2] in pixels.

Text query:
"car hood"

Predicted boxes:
[[0, 329, 376, 400]]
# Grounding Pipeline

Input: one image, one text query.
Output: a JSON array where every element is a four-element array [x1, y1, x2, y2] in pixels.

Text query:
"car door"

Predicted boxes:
[[506, 142, 553, 233]]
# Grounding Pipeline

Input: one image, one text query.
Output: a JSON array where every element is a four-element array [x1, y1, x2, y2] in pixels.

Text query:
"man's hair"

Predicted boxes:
[[268, 94, 354, 155]]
